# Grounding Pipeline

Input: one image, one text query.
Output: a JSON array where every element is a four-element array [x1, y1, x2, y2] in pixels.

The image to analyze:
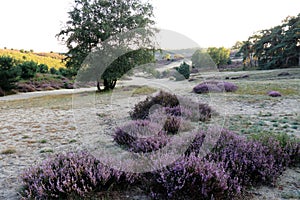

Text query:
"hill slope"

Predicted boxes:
[[0, 49, 66, 69]]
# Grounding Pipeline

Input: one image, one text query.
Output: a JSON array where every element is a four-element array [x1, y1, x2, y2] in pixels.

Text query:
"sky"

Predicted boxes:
[[0, 0, 299, 52]]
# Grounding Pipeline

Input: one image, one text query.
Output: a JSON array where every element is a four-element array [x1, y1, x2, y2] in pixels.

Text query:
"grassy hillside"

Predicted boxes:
[[0, 49, 66, 69]]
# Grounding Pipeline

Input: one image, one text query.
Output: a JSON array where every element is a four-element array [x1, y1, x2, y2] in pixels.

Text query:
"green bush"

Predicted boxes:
[[58, 67, 76, 78], [37, 64, 49, 73], [175, 62, 190, 80], [0, 56, 21, 93], [18, 61, 38, 79], [50, 67, 59, 75]]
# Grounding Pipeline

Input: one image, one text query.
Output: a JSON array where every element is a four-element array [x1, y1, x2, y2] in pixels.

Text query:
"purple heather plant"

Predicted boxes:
[[208, 130, 284, 187], [268, 91, 282, 97], [129, 90, 213, 122], [130, 91, 180, 120], [20, 152, 138, 199], [149, 154, 236, 200], [130, 134, 170, 153], [113, 120, 169, 153], [193, 81, 238, 94], [250, 131, 300, 167]]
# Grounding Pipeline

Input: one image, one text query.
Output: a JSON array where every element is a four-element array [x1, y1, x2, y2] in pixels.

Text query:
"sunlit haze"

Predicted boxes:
[[0, 0, 299, 52]]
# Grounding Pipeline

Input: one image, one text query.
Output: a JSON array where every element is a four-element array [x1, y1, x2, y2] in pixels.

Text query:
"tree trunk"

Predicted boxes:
[[97, 79, 117, 92], [298, 54, 300, 66]]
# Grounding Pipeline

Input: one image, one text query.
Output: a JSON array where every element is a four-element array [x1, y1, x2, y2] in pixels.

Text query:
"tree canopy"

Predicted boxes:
[[207, 47, 230, 67], [238, 13, 300, 69], [57, 0, 156, 90]]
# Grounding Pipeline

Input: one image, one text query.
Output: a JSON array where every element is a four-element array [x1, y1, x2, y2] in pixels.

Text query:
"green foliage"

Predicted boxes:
[[0, 56, 21, 92], [102, 49, 155, 87], [18, 61, 38, 79], [58, 67, 76, 78], [207, 47, 231, 67], [239, 13, 300, 69], [232, 41, 243, 50], [37, 64, 49, 73], [191, 49, 215, 69], [175, 61, 190, 80], [57, 0, 155, 90], [50, 67, 59, 75]]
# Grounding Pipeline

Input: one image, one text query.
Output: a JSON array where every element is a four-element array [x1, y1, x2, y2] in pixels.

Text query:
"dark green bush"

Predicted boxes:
[[18, 61, 38, 79], [0, 56, 21, 93], [50, 67, 59, 75], [175, 62, 190, 80], [37, 64, 49, 73], [58, 67, 76, 77]]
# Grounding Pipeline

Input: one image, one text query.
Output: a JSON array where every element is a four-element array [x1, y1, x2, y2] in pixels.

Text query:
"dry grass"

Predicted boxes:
[[1, 147, 17, 154]]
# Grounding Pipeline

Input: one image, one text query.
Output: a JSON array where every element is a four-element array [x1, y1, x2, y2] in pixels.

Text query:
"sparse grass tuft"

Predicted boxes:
[[131, 86, 157, 96], [1, 147, 17, 154]]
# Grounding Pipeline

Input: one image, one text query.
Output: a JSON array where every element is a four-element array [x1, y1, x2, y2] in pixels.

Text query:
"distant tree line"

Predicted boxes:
[[0, 56, 74, 95], [238, 13, 300, 69]]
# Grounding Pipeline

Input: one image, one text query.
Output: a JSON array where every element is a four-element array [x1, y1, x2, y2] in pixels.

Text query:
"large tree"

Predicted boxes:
[[57, 0, 155, 90], [191, 49, 215, 70], [207, 47, 230, 67], [239, 13, 300, 69]]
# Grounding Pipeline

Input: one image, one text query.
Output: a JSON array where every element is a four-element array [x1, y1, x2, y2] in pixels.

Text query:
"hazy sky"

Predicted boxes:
[[0, 0, 299, 52]]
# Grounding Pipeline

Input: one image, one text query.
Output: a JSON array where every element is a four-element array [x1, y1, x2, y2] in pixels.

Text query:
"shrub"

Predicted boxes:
[[50, 67, 59, 75], [18, 61, 38, 79], [193, 81, 238, 94], [208, 130, 284, 187], [130, 133, 169, 153], [59, 67, 76, 77], [37, 64, 49, 73], [149, 155, 236, 199], [0, 56, 21, 92], [130, 91, 180, 120], [130, 91, 213, 122], [175, 62, 190, 80], [268, 91, 282, 97], [250, 132, 300, 166], [217, 81, 238, 92], [113, 120, 168, 153], [166, 103, 213, 122], [21, 152, 137, 199]]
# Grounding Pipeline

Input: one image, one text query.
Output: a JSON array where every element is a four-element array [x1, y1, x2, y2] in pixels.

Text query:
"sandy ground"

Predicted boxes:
[[0, 72, 299, 199]]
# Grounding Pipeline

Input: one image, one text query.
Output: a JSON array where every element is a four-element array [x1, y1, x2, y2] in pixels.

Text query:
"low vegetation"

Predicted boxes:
[[20, 90, 300, 199], [0, 54, 75, 96], [0, 49, 65, 69]]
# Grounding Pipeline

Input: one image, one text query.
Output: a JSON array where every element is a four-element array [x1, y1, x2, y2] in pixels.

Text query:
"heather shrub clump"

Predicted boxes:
[[21, 152, 137, 199], [193, 81, 238, 94], [130, 91, 179, 120], [208, 130, 284, 187], [149, 154, 236, 200], [250, 132, 300, 166], [268, 90, 282, 97], [113, 120, 169, 153], [130, 90, 213, 122]]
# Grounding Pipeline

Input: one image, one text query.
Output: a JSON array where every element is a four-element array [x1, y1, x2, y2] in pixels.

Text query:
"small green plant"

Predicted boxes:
[[69, 139, 77, 143], [40, 149, 54, 153], [39, 139, 47, 144]]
